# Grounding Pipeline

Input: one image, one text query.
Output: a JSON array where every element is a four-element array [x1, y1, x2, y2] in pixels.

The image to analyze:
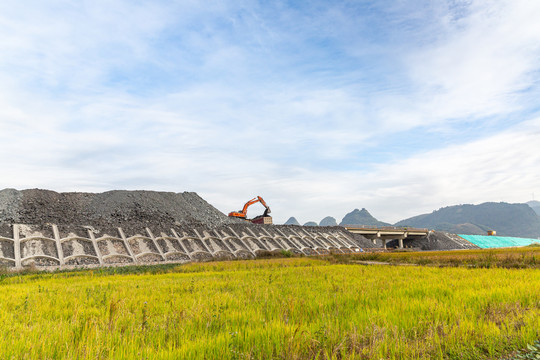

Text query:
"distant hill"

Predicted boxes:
[[304, 221, 318, 226], [319, 216, 337, 226], [527, 200, 540, 216], [396, 202, 540, 238], [339, 208, 390, 227], [284, 217, 300, 225]]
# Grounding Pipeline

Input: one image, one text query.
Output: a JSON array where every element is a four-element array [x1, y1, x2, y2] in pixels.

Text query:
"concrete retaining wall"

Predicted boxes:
[[0, 224, 363, 270]]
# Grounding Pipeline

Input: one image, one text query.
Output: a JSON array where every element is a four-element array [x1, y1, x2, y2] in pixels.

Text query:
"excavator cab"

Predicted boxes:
[[228, 196, 273, 224]]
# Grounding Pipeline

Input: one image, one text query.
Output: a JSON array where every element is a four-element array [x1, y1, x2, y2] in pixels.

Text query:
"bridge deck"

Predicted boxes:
[[344, 226, 429, 249]]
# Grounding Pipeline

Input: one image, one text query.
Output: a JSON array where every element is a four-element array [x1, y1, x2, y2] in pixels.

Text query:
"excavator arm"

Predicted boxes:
[[228, 196, 271, 222]]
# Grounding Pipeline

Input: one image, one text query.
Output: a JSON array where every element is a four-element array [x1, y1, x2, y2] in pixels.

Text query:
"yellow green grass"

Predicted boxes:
[[0, 257, 539, 359], [328, 246, 540, 269]]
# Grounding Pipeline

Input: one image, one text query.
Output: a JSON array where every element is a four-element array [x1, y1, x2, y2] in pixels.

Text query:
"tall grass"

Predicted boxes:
[[328, 247, 540, 269], [0, 258, 538, 359]]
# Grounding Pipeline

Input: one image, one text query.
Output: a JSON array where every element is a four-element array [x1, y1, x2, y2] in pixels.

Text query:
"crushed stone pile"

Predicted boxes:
[[386, 231, 479, 250], [0, 188, 239, 235]]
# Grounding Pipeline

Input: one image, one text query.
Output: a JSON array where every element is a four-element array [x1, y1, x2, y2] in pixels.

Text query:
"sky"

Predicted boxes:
[[1, 0, 540, 225]]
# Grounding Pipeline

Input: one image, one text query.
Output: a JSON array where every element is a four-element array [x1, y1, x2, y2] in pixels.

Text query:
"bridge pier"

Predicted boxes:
[[345, 227, 427, 250]]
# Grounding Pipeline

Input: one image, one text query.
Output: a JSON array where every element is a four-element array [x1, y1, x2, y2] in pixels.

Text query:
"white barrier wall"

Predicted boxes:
[[0, 224, 363, 269]]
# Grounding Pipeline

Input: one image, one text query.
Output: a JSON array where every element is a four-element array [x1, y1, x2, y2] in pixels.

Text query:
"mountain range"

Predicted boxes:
[[339, 208, 390, 227], [287, 201, 540, 238], [396, 202, 540, 238]]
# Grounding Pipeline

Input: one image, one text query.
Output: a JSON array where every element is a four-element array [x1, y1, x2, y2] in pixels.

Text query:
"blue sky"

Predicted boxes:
[[1, 0, 539, 224]]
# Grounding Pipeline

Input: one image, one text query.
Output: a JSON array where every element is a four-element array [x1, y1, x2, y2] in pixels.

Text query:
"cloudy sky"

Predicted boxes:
[[1, 0, 539, 224]]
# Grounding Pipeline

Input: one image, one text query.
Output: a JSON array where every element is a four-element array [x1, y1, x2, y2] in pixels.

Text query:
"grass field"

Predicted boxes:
[[326, 246, 540, 269], [0, 251, 539, 359]]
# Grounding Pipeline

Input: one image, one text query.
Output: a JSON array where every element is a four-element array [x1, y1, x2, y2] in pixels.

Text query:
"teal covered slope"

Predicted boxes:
[[459, 235, 540, 249]]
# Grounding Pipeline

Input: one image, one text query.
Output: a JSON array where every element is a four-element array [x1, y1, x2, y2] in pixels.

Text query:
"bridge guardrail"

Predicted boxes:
[[343, 225, 429, 232]]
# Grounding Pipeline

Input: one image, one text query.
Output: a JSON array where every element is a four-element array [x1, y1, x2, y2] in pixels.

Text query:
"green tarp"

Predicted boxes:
[[458, 235, 540, 249]]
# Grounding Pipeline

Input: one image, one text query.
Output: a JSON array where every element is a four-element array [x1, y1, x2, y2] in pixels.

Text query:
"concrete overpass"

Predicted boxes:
[[344, 226, 429, 249]]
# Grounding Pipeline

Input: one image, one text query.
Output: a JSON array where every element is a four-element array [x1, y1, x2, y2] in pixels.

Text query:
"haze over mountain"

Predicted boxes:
[[339, 208, 390, 227], [284, 217, 300, 226], [284, 201, 540, 238], [527, 201, 540, 216], [319, 216, 337, 226], [395, 202, 540, 238]]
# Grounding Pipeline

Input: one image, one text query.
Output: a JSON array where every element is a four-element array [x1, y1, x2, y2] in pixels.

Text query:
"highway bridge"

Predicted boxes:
[[344, 226, 430, 249]]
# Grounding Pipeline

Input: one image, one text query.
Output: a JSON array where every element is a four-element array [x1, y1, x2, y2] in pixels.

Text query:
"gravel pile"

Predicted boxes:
[[386, 231, 480, 250], [0, 188, 239, 235]]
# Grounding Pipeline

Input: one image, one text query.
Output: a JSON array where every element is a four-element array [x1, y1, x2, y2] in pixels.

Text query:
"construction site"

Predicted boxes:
[[0, 188, 479, 270], [1, 189, 539, 360]]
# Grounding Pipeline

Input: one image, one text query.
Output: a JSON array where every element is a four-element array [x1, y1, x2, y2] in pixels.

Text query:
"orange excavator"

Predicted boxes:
[[228, 196, 273, 224]]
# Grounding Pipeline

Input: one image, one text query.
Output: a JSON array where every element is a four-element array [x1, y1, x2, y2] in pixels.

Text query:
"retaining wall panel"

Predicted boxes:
[[264, 238, 282, 250], [243, 237, 266, 251], [97, 239, 130, 257], [225, 237, 250, 252], [281, 238, 299, 250], [21, 238, 58, 259], [181, 238, 208, 254], [179, 239, 194, 253], [223, 238, 238, 252], [18, 224, 54, 239], [128, 237, 159, 256], [156, 237, 182, 254], [61, 238, 97, 258]]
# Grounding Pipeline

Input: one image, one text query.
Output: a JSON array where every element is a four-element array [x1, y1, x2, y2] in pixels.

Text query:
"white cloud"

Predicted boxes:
[[0, 1, 539, 226], [403, 0, 540, 124]]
